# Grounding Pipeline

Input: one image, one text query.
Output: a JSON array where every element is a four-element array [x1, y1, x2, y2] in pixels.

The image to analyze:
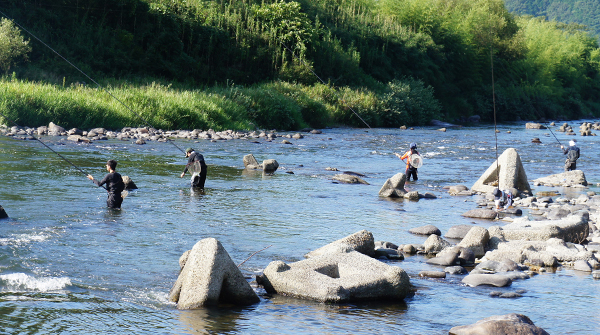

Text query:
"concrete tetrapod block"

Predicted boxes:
[[471, 148, 532, 194], [305, 230, 375, 258], [243, 154, 261, 169], [169, 238, 259, 309], [379, 172, 407, 197], [259, 251, 411, 303], [488, 212, 589, 244]]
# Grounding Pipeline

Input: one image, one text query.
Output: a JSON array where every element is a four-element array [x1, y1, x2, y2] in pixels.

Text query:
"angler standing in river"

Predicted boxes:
[[87, 159, 125, 209], [561, 139, 580, 171], [395, 143, 420, 181], [180, 148, 207, 190]]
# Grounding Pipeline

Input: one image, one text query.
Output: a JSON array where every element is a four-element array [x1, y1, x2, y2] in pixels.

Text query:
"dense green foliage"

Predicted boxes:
[[0, 0, 599, 130], [0, 18, 30, 73], [504, 0, 600, 39]]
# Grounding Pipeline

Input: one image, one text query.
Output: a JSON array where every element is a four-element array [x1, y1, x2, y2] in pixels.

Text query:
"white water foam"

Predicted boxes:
[[0, 232, 50, 246], [0, 273, 71, 292]]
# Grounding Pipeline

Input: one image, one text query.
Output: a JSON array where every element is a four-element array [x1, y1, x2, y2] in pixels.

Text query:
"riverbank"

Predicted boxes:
[[0, 77, 441, 132]]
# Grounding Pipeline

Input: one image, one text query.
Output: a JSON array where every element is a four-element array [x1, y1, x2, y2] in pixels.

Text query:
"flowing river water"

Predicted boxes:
[[1, 123, 600, 334]]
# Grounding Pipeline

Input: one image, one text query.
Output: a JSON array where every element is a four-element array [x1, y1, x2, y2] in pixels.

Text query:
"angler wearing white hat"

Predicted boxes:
[[561, 139, 580, 172]]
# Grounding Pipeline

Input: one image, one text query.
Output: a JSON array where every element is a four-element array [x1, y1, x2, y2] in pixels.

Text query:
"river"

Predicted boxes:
[[1, 123, 599, 334]]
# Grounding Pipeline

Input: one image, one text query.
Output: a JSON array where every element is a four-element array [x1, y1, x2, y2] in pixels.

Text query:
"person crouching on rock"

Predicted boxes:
[[395, 142, 419, 181], [561, 139, 580, 172], [180, 148, 207, 190], [493, 188, 512, 210], [87, 159, 125, 209]]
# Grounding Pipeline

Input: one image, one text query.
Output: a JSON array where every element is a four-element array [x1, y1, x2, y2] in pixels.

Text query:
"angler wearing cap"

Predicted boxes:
[[181, 148, 207, 189], [561, 140, 580, 172], [87, 159, 125, 209], [395, 143, 420, 181]]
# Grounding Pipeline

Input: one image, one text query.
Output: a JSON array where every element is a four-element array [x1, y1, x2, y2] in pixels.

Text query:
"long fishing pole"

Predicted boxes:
[[278, 39, 371, 129], [0, 10, 186, 155], [544, 122, 563, 148], [0, 111, 107, 190]]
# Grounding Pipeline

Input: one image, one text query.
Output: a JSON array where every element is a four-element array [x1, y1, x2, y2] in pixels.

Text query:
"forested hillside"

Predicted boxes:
[[504, 0, 600, 38], [0, 0, 600, 130]]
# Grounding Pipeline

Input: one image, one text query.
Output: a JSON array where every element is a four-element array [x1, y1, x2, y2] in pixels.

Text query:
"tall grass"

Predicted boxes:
[[0, 77, 443, 130]]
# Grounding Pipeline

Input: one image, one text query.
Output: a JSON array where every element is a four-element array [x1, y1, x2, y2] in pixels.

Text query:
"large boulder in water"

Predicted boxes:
[[449, 313, 549, 335], [488, 212, 589, 244], [263, 159, 279, 173], [471, 148, 531, 195], [122, 176, 138, 190], [378, 172, 407, 197], [462, 208, 497, 220], [169, 238, 259, 309], [257, 251, 411, 303], [0, 205, 7, 219], [305, 230, 375, 258], [533, 170, 588, 187]]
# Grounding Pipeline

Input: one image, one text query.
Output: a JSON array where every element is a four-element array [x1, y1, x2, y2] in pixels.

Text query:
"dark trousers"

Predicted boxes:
[[192, 165, 207, 189], [406, 167, 418, 181], [107, 193, 123, 209], [565, 160, 576, 172]]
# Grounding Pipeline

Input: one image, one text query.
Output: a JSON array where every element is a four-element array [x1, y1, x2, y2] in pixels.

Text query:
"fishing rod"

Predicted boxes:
[[277, 39, 371, 129], [0, 110, 107, 190], [543, 121, 563, 148], [0, 10, 186, 155]]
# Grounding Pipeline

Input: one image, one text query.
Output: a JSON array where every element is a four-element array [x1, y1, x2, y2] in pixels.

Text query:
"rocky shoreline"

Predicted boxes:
[[0, 122, 322, 144]]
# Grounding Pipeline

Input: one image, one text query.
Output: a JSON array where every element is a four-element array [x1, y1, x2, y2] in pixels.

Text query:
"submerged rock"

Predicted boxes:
[[332, 174, 369, 185], [462, 273, 512, 287], [169, 238, 259, 309], [258, 251, 411, 303], [449, 313, 549, 335]]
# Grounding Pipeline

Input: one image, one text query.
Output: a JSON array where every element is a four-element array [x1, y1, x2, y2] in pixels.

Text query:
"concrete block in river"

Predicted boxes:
[[0, 205, 8, 219], [305, 230, 375, 258], [471, 148, 531, 195], [449, 313, 549, 335], [169, 238, 259, 309], [258, 251, 411, 303]]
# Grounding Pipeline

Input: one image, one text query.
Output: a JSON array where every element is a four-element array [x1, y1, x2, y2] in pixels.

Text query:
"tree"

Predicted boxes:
[[0, 18, 31, 73]]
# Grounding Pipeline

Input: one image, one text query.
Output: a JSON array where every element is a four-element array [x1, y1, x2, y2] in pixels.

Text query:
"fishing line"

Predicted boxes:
[[278, 39, 371, 129], [0, 9, 186, 155], [489, 22, 500, 184], [0, 110, 107, 190]]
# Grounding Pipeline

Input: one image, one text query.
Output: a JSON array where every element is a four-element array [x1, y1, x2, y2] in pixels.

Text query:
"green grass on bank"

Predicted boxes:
[[0, 76, 442, 131]]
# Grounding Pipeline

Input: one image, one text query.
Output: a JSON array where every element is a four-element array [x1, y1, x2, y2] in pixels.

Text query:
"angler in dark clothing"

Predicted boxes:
[[180, 148, 207, 189], [87, 159, 125, 209], [561, 140, 580, 172]]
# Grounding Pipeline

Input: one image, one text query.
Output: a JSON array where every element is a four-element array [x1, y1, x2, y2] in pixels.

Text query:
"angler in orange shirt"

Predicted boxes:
[[394, 142, 419, 181]]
